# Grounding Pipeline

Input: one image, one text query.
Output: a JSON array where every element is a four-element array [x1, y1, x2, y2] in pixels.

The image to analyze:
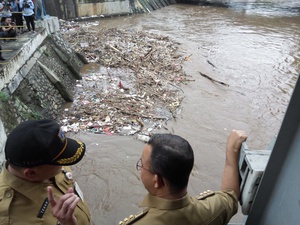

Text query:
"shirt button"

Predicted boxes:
[[6, 192, 12, 198]]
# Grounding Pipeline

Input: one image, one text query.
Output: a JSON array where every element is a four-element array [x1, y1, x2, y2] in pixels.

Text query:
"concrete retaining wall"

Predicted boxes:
[[0, 17, 87, 167], [77, 0, 134, 17], [44, 0, 176, 19]]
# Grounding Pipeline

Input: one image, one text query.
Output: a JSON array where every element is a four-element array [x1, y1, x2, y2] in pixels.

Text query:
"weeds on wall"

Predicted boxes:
[[0, 92, 9, 102]]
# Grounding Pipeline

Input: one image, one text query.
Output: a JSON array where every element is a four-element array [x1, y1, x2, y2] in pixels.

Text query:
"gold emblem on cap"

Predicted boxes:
[[56, 141, 84, 164]]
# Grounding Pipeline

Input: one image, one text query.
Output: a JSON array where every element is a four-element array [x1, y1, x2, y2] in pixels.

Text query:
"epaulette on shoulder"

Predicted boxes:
[[118, 209, 148, 225], [196, 190, 215, 200]]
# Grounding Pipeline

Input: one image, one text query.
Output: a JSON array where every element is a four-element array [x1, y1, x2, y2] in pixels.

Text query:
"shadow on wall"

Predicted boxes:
[[45, 0, 77, 20]]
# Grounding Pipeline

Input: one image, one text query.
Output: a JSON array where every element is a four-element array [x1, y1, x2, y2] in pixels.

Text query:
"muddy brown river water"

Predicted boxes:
[[70, 3, 300, 224]]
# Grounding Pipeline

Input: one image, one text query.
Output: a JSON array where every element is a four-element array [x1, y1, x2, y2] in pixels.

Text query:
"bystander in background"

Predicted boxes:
[[0, 43, 5, 61], [34, 0, 45, 20], [0, 17, 17, 40], [0, 0, 12, 22], [20, 0, 35, 33], [10, 0, 23, 33]]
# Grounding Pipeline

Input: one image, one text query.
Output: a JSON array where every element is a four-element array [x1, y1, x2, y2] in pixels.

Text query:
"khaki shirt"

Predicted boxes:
[[0, 162, 90, 225], [119, 190, 238, 225]]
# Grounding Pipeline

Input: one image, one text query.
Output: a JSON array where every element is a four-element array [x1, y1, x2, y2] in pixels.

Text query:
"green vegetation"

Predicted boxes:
[[43, 50, 50, 57], [25, 111, 43, 120], [0, 92, 9, 102]]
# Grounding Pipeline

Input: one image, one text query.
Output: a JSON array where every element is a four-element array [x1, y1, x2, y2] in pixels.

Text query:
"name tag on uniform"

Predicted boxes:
[[37, 198, 49, 218], [74, 182, 84, 201]]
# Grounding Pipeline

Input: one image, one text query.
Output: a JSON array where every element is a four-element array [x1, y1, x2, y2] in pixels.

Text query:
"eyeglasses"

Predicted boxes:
[[136, 158, 153, 173]]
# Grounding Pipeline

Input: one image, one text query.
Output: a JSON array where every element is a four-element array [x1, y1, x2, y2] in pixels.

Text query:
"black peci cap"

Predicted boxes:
[[5, 119, 86, 168]]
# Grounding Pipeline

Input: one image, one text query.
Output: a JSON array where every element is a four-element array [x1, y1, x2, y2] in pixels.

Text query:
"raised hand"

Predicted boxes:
[[47, 186, 79, 225]]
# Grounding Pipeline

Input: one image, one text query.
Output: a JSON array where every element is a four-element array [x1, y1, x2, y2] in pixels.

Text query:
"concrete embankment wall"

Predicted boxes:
[[45, 0, 176, 20], [0, 17, 87, 166]]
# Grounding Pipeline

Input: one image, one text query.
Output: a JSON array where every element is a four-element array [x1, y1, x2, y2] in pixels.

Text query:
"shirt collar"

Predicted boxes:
[[140, 193, 191, 210], [2, 162, 53, 204]]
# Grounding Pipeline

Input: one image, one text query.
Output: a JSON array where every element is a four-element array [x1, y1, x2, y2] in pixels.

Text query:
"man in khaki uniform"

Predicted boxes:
[[118, 130, 247, 225], [0, 119, 91, 225]]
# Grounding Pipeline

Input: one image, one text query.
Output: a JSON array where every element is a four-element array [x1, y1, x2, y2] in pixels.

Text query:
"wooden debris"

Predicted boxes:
[[58, 20, 194, 136], [199, 72, 229, 87], [207, 60, 216, 68]]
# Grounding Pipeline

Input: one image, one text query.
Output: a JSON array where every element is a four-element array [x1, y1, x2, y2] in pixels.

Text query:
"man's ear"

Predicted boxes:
[[154, 174, 165, 188], [23, 168, 38, 181]]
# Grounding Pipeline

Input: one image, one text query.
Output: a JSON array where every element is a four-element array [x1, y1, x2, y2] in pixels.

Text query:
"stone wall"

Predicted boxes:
[[0, 18, 87, 167], [0, 36, 85, 132]]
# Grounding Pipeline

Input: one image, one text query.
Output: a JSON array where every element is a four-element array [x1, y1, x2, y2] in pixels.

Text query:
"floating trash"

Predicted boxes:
[[58, 20, 194, 139]]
